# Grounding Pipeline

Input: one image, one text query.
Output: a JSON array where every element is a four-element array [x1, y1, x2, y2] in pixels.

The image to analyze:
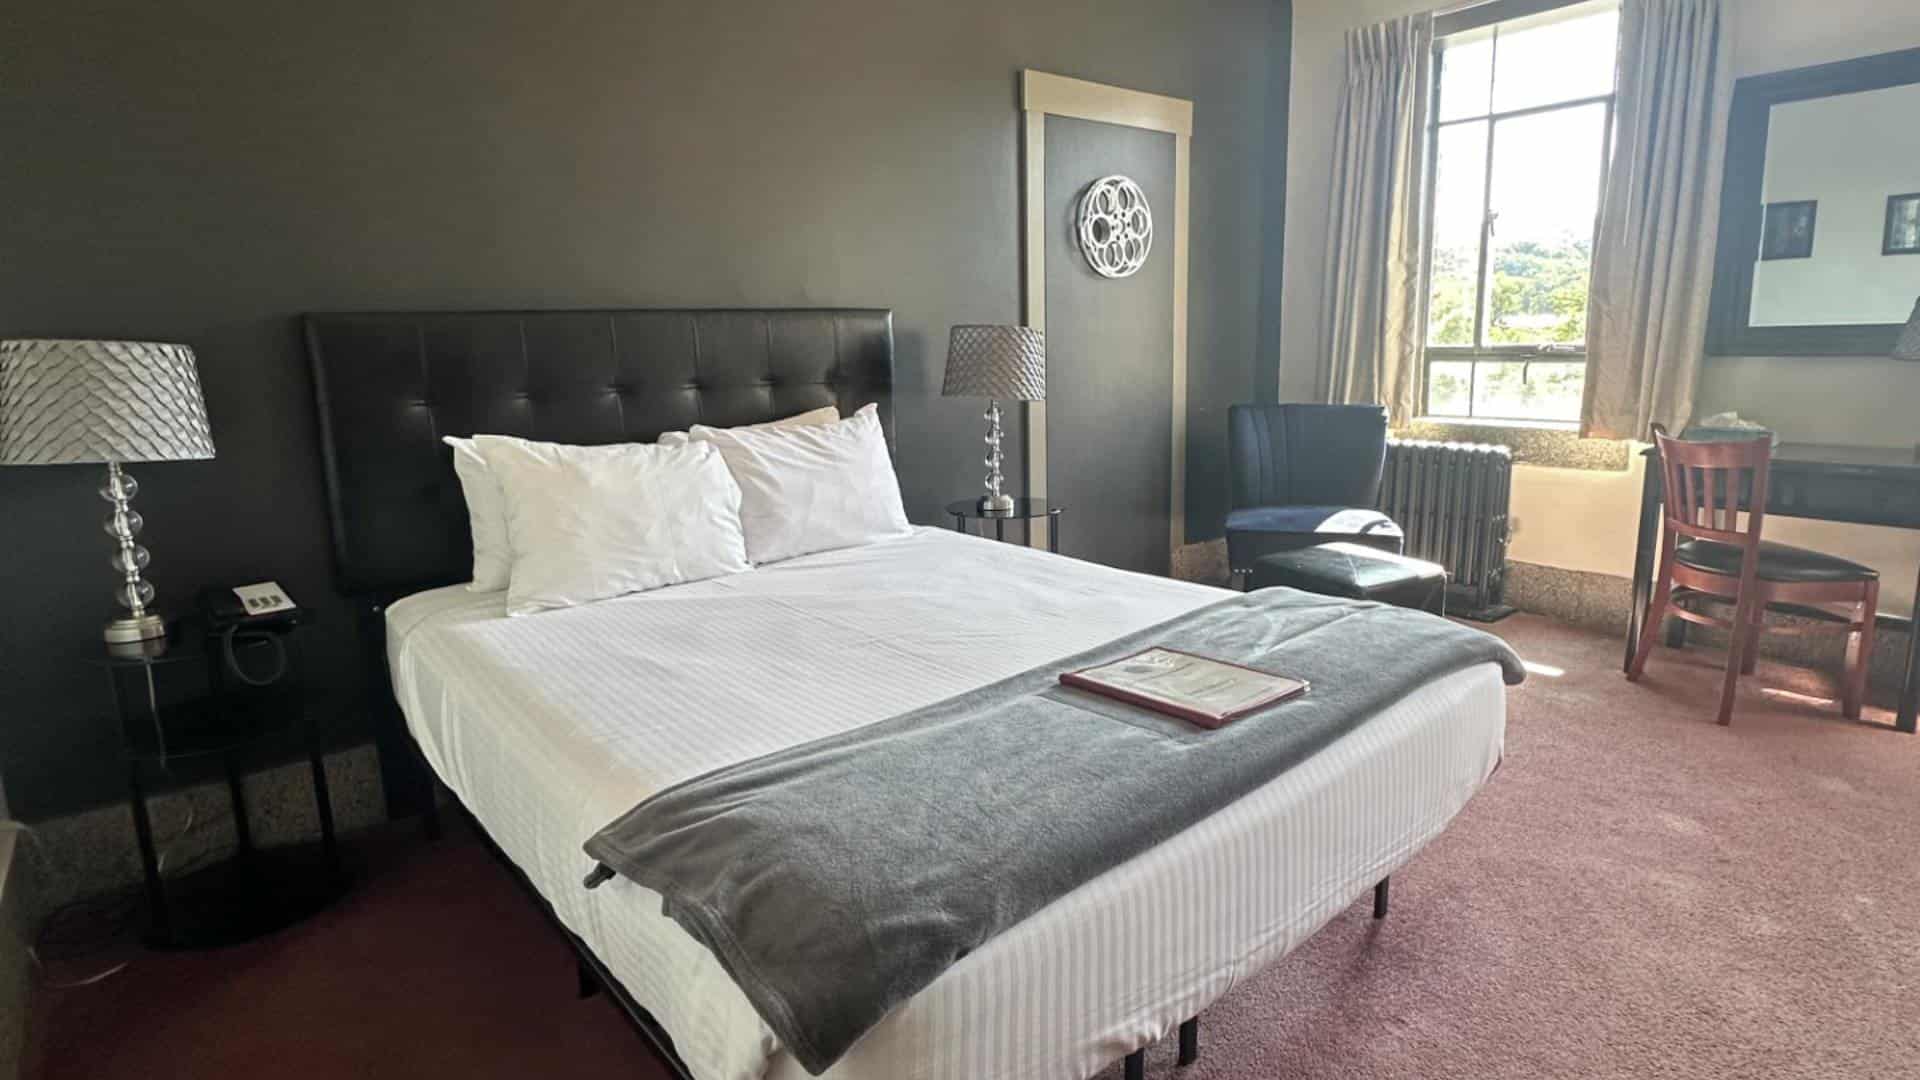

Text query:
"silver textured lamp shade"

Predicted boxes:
[[0, 340, 214, 464], [0, 339, 215, 654], [942, 324, 1047, 402], [943, 325, 1046, 514], [1894, 298, 1920, 362]]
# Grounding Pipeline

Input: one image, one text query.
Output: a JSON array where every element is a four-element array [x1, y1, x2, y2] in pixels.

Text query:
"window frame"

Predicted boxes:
[[1418, 0, 1618, 426]]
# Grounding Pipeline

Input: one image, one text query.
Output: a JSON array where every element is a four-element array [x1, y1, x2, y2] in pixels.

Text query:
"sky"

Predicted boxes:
[[1431, 3, 1619, 270]]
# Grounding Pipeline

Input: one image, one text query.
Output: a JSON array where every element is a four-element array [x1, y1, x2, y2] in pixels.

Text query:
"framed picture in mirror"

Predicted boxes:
[[1884, 193, 1920, 256], [1760, 200, 1817, 260]]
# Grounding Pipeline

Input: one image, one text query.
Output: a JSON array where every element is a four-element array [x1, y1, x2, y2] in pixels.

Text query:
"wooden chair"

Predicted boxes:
[[1628, 425, 1880, 725]]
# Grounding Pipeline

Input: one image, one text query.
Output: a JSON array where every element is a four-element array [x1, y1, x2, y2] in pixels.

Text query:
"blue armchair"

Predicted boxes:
[[1226, 403, 1404, 575]]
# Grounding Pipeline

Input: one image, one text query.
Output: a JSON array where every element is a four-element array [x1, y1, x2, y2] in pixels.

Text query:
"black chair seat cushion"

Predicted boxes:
[[1247, 542, 1448, 614], [1226, 506, 1404, 569], [1674, 539, 1878, 584]]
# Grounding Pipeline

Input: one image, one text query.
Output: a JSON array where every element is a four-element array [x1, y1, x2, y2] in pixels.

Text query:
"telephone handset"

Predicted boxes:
[[198, 581, 300, 687]]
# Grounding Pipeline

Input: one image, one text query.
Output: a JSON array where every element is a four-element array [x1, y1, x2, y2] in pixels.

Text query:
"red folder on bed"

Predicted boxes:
[[1060, 647, 1309, 729]]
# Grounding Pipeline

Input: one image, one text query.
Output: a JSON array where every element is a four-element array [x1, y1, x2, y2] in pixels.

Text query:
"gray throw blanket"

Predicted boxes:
[[584, 590, 1525, 1074]]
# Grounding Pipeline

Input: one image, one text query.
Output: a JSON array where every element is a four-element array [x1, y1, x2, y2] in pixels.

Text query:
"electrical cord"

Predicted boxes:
[[7, 796, 233, 991], [30, 941, 128, 989], [143, 661, 167, 763], [219, 624, 288, 688], [0, 821, 133, 989]]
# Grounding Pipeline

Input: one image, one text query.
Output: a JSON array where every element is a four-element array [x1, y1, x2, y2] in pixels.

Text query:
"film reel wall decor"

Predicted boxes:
[[1075, 175, 1153, 279]]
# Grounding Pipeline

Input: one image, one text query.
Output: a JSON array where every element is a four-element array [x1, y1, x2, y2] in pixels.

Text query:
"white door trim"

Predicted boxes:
[[1020, 70, 1193, 553]]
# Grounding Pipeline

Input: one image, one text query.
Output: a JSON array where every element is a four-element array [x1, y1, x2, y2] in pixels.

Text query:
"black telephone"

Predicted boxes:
[[200, 581, 300, 630], [198, 582, 301, 687]]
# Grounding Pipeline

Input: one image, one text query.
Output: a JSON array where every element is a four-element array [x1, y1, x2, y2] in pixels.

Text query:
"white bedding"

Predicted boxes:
[[387, 527, 1506, 1080]]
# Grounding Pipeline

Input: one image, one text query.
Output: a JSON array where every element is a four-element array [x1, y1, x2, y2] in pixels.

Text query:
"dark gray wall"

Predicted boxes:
[[0, 0, 1291, 819], [1046, 118, 1175, 575]]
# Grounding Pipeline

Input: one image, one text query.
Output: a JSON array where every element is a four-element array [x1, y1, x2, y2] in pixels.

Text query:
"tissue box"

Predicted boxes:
[[1681, 425, 1776, 445]]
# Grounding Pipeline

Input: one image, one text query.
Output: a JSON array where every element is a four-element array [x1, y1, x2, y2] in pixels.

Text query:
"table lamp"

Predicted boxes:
[[0, 339, 215, 653], [1894, 297, 1920, 362], [942, 325, 1045, 513]]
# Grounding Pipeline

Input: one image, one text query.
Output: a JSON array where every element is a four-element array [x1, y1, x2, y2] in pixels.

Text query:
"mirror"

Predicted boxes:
[[1751, 83, 1920, 327], [1708, 47, 1920, 355]]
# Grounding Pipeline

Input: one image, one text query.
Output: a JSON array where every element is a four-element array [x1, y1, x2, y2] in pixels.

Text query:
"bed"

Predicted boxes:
[[307, 307, 1508, 1080]]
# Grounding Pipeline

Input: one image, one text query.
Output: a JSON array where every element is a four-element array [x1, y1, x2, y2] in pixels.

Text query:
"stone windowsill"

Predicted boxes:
[[1400, 417, 1630, 472]]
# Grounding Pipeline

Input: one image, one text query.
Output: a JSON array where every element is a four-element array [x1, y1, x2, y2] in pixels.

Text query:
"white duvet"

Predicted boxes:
[[387, 527, 1505, 1080]]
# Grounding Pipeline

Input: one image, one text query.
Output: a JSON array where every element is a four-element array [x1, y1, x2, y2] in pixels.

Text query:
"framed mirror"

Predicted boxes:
[[1707, 47, 1920, 356]]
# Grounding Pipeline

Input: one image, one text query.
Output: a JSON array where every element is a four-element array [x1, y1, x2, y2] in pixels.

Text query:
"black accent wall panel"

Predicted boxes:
[[0, 0, 1292, 818], [1044, 118, 1177, 575]]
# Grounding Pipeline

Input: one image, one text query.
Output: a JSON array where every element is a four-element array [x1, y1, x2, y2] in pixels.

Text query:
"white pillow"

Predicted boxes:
[[444, 415, 795, 591], [443, 436, 512, 592], [657, 404, 839, 446], [473, 436, 750, 616], [689, 403, 911, 565]]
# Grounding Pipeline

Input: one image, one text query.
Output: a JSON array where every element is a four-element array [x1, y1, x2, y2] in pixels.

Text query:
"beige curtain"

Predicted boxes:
[[1581, 0, 1732, 440], [1320, 14, 1433, 427]]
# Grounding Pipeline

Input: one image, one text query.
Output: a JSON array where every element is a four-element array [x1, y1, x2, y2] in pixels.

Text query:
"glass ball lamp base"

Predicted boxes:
[[100, 461, 169, 657], [977, 398, 1016, 515]]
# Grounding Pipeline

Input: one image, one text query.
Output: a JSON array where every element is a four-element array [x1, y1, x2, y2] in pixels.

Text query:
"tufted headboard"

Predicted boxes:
[[306, 307, 894, 597]]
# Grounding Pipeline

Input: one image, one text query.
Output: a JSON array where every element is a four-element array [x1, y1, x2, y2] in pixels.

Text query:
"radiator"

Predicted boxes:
[[1377, 438, 1515, 621]]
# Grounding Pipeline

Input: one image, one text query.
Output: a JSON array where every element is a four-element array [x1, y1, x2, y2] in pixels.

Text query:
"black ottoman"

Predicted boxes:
[[1247, 542, 1449, 615]]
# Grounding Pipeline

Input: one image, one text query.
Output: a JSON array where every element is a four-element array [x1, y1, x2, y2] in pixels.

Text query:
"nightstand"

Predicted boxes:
[[92, 612, 346, 949], [946, 497, 1063, 553]]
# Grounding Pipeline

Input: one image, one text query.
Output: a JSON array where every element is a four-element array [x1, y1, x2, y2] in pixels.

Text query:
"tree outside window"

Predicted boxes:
[[1422, 0, 1619, 424]]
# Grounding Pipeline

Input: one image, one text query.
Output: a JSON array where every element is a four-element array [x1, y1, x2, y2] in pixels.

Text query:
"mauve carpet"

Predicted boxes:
[[29, 614, 1920, 1079]]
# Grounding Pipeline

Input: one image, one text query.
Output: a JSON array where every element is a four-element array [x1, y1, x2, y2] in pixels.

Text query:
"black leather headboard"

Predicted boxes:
[[306, 307, 894, 596]]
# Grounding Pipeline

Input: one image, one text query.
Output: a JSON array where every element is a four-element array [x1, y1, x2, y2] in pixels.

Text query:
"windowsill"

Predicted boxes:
[[1416, 415, 1580, 433], [1401, 416, 1630, 472]]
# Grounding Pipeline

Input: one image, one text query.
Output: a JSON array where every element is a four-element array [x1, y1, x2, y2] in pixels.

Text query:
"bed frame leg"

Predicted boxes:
[[1124, 1049, 1145, 1080], [421, 774, 450, 843], [1178, 1017, 1199, 1066], [1373, 877, 1390, 920], [576, 955, 601, 1000]]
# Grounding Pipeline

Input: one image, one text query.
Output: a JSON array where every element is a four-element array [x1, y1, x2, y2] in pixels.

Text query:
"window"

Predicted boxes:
[[1422, 0, 1619, 424]]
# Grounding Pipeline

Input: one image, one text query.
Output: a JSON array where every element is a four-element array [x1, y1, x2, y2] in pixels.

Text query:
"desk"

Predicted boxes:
[[1625, 443, 1920, 732]]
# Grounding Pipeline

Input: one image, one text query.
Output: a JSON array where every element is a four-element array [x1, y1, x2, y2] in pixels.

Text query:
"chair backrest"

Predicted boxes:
[[1228, 403, 1388, 510], [1650, 423, 1772, 550]]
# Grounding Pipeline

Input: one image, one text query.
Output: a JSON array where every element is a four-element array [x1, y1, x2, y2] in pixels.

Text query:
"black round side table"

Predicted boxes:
[[945, 497, 1063, 553], [92, 612, 346, 949]]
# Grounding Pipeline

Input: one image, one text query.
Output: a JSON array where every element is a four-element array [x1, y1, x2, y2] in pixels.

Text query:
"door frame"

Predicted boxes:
[[1021, 70, 1193, 553]]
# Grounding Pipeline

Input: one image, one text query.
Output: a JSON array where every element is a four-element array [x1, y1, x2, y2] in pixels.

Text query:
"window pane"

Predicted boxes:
[[1436, 31, 1494, 122], [1426, 359, 1473, 417], [1484, 102, 1605, 346], [1490, 3, 1620, 114], [1470, 359, 1585, 422], [1425, 120, 1489, 347]]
